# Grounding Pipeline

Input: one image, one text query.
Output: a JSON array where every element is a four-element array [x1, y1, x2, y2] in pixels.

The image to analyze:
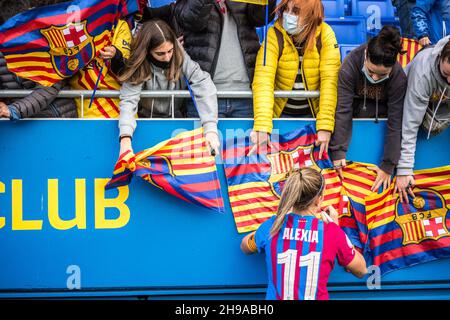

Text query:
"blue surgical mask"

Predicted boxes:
[[282, 12, 304, 35], [361, 64, 389, 84]]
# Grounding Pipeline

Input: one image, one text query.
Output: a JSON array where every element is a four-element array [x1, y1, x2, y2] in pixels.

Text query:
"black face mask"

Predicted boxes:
[[147, 54, 171, 70]]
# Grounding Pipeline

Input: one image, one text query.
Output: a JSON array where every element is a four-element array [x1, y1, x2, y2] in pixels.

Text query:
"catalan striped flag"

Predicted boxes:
[[69, 19, 132, 118], [320, 162, 377, 250], [367, 165, 450, 275], [321, 168, 342, 210], [106, 128, 225, 214], [341, 162, 377, 250], [0, 0, 139, 86], [222, 124, 333, 233], [398, 37, 422, 68]]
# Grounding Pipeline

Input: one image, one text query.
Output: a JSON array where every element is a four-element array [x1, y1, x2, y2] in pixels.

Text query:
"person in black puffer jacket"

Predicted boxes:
[[173, 0, 276, 118], [0, 0, 77, 119]]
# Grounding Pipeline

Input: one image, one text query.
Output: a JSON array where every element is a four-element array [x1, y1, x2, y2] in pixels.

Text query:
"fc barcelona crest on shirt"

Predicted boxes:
[[395, 188, 450, 246], [41, 21, 95, 78], [267, 145, 319, 198]]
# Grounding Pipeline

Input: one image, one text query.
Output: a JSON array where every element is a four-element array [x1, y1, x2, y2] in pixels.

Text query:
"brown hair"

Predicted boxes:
[[270, 167, 325, 237], [275, 0, 324, 51], [118, 19, 183, 85], [441, 39, 450, 63]]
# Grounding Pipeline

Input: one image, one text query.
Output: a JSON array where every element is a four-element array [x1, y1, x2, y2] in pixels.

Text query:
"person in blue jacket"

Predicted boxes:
[[411, 0, 450, 46]]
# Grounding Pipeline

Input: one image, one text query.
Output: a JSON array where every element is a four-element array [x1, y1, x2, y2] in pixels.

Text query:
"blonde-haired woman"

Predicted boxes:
[[241, 167, 367, 300], [117, 19, 219, 160], [249, 0, 340, 158]]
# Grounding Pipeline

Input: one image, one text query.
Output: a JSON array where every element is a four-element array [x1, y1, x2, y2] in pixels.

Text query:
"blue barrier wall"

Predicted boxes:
[[0, 119, 449, 299]]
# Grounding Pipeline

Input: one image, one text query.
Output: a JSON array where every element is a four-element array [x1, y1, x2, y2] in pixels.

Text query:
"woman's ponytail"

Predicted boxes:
[[269, 168, 324, 237]]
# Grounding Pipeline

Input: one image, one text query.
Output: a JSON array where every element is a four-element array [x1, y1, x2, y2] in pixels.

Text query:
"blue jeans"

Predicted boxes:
[[186, 98, 254, 118]]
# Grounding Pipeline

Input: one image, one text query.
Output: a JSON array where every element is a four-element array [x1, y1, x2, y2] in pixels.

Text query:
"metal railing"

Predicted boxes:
[[0, 89, 320, 118]]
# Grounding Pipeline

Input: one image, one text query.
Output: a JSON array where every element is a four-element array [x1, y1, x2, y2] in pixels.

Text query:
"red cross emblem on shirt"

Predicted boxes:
[[423, 217, 446, 238], [63, 24, 88, 48]]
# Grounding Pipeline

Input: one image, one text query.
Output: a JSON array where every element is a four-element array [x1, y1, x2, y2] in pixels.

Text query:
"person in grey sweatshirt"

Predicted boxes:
[[329, 26, 407, 192], [395, 36, 450, 203], [117, 19, 219, 159]]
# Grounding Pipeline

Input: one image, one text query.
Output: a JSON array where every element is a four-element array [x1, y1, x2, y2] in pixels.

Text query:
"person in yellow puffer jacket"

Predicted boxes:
[[250, 0, 340, 158]]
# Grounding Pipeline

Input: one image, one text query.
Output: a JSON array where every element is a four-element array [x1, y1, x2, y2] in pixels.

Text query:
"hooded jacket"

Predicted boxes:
[[329, 44, 407, 174], [411, 0, 450, 44], [119, 51, 218, 138], [397, 36, 450, 176]]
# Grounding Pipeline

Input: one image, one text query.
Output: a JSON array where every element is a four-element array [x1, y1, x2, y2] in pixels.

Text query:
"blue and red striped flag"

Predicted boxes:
[[222, 124, 333, 233], [0, 0, 140, 86], [341, 162, 377, 251], [367, 165, 450, 275], [106, 128, 225, 214], [320, 162, 377, 251]]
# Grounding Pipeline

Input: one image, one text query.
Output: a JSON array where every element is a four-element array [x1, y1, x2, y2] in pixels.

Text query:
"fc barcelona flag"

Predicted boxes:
[[106, 128, 225, 214], [341, 162, 377, 251], [367, 165, 450, 275], [320, 168, 361, 247], [0, 0, 139, 86], [398, 37, 422, 68], [222, 124, 333, 233], [321, 162, 377, 250]]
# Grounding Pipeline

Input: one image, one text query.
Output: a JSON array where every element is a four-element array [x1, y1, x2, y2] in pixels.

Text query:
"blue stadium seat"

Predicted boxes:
[[325, 17, 367, 44], [322, 0, 346, 18], [350, 0, 398, 39], [148, 0, 173, 7], [256, 20, 275, 44], [351, 0, 396, 19], [339, 44, 359, 62], [366, 18, 401, 38], [343, 0, 352, 15]]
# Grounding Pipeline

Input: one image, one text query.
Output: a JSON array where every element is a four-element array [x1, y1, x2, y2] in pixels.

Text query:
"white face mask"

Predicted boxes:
[[282, 12, 304, 35]]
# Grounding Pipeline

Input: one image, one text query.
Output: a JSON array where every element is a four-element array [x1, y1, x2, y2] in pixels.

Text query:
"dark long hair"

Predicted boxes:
[[367, 25, 404, 67], [118, 19, 183, 85]]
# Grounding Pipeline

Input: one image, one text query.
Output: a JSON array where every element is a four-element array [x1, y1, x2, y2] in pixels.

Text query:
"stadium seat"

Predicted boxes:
[[322, 0, 346, 18], [148, 0, 173, 7], [366, 17, 401, 38], [351, 0, 396, 19], [339, 44, 359, 62], [256, 20, 275, 44], [325, 17, 367, 44], [351, 0, 399, 38]]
